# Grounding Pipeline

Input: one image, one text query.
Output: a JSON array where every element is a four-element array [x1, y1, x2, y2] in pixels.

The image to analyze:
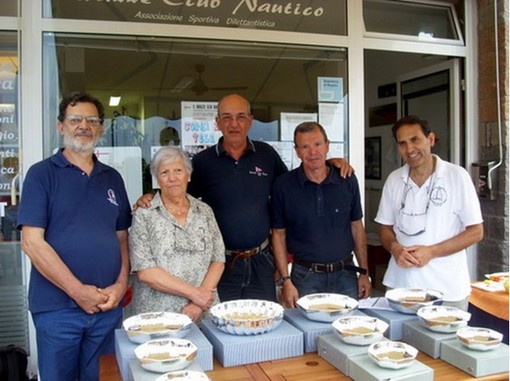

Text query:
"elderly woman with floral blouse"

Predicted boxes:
[[129, 146, 225, 321]]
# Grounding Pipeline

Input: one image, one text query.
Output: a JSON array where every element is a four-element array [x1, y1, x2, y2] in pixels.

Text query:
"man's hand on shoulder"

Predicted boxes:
[[329, 158, 354, 178], [133, 193, 154, 210]]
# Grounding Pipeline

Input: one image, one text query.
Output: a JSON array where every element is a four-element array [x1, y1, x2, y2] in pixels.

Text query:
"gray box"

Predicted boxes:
[[317, 333, 371, 376], [128, 360, 204, 381], [362, 308, 418, 340], [440, 339, 509, 377], [349, 355, 434, 381], [115, 324, 213, 381], [284, 308, 370, 352], [200, 319, 303, 367], [402, 320, 456, 359]]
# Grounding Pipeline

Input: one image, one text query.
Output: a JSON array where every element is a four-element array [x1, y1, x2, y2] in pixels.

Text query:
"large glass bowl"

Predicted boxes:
[[123, 312, 193, 344], [209, 299, 284, 335], [385, 288, 443, 314], [296, 293, 358, 322]]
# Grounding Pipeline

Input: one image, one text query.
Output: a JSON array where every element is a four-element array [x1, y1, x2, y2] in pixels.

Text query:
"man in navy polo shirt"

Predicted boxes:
[[17, 92, 131, 381], [271, 121, 371, 308], [187, 94, 288, 302]]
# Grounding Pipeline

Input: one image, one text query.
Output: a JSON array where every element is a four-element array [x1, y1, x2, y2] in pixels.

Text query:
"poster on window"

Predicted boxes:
[[181, 101, 221, 158]]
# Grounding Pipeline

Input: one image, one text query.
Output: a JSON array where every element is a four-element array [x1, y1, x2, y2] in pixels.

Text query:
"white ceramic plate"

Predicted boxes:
[[134, 338, 197, 373], [209, 299, 284, 335], [123, 312, 193, 344], [368, 341, 418, 369], [296, 293, 358, 322], [332, 315, 388, 346], [155, 370, 210, 381], [417, 306, 471, 333], [385, 288, 443, 314], [484, 272, 509, 283], [457, 327, 503, 351]]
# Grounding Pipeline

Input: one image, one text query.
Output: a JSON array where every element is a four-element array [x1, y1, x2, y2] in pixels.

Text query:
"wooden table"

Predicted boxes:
[[469, 284, 509, 344], [100, 351, 509, 381]]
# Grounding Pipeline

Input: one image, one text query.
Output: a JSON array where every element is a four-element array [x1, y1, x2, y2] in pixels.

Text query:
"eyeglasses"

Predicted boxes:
[[218, 113, 251, 124], [65, 115, 102, 126], [396, 177, 435, 237]]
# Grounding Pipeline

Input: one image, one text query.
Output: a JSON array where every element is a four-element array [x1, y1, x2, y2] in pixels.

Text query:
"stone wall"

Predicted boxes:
[[477, 0, 509, 276]]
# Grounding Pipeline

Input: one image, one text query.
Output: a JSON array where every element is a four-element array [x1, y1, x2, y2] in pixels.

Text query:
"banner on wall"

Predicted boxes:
[[47, 0, 346, 35]]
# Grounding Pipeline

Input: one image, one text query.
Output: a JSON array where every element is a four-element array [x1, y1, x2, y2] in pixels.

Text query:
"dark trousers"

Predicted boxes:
[[217, 246, 277, 302]]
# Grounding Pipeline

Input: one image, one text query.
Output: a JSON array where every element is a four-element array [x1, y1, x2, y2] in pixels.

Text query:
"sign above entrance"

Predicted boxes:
[[45, 0, 346, 36]]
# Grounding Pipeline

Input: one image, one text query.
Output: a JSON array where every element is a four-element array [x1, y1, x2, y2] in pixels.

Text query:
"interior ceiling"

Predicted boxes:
[[55, 36, 348, 119], [53, 35, 446, 121]]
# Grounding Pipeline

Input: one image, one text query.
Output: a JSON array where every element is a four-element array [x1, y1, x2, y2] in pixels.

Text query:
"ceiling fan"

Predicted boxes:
[[173, 64, 248, 96]]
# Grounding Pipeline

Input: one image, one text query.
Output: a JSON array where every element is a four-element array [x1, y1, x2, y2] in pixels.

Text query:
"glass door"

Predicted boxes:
[[0, 31, 29, 352]]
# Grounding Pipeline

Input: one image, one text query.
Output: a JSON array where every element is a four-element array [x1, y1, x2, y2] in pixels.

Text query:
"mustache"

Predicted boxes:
[[75, 129, 93, 137]]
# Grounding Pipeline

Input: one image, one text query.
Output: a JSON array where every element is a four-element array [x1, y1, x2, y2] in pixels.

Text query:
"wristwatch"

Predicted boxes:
[[277, 275, 291, 286]]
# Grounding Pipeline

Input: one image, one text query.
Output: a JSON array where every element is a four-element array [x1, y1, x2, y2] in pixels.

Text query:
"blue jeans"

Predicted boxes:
[[32, 307, 122, 381], [218, 246, 277, 302], [291, 263, 358, 299]]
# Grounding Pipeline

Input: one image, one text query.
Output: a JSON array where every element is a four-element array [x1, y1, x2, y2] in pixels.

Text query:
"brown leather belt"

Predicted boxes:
[[293, 255, 367, 275], [225, 238, 270, 269]]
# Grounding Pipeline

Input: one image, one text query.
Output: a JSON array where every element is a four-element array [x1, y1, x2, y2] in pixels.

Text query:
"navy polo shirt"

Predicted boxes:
[[271, 164, 363, 263], [188, 138, 287, 250], [17, 149, 132, 313]]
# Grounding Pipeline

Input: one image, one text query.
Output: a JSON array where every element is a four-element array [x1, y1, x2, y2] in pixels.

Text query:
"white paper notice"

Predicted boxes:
[[319, 103, 344, 142], [267, 141, 294, 169], [280, 112, 317, 141]]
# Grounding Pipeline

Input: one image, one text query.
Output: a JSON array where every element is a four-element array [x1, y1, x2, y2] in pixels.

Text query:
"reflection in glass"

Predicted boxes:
[[42, 34, 349, 193]]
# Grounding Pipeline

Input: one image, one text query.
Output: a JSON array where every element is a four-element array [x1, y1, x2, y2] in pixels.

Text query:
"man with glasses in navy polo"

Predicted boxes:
[[18, 92, 131, 380], [375, 115, 483, 310]]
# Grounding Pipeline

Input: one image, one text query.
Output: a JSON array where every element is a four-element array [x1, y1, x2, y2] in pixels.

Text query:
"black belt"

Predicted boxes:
[[225, 239, 270, 269], [293, 255, 367, 275]]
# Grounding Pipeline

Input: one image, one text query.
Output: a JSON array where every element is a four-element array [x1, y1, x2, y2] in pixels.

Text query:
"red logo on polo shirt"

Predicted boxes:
[[249, 166, 268, 177]]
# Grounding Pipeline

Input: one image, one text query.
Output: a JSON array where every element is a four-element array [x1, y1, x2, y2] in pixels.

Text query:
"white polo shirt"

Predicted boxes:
[[375, 155, 483, 301]]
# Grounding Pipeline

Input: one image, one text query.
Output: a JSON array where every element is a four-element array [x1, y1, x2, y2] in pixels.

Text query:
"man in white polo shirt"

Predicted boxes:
[[375, 115, 483, 310]]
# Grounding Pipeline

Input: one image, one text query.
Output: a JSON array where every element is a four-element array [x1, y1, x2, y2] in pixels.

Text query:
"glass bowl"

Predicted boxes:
[[385, 288, 443, 314], [456, 327, 503, 351], [332, 315, 388, 346], [209, 299, 284, 335], [368, 341, 418, 369], [296, 293, 358, 322], [155, 370, 210, 381], [134, 338, 197, 373], [417, 305, 471, 333], [123, 312, 193, 344]]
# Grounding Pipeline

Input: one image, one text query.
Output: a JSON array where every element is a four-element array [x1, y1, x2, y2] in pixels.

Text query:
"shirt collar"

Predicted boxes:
[[297, 161, 340, 186], [215, 136, 256, 157], [400, 154, 446, 182], [50, 147, 105, 173]]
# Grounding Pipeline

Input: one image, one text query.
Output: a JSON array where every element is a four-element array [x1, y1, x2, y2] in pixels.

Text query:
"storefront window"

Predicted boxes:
[[0, 0, 17, 17], [42, 34, 348, 201], [363, 0, 463, 43], [0, 31, 28, 351]]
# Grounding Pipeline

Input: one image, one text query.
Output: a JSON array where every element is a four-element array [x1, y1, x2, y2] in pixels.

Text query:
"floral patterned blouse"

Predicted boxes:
[[128, 192, 225, 316]]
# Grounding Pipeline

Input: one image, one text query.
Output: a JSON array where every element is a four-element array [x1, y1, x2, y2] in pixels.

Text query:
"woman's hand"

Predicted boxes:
[[182, 303, 203, 322], [190, 286, 216, 311]]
